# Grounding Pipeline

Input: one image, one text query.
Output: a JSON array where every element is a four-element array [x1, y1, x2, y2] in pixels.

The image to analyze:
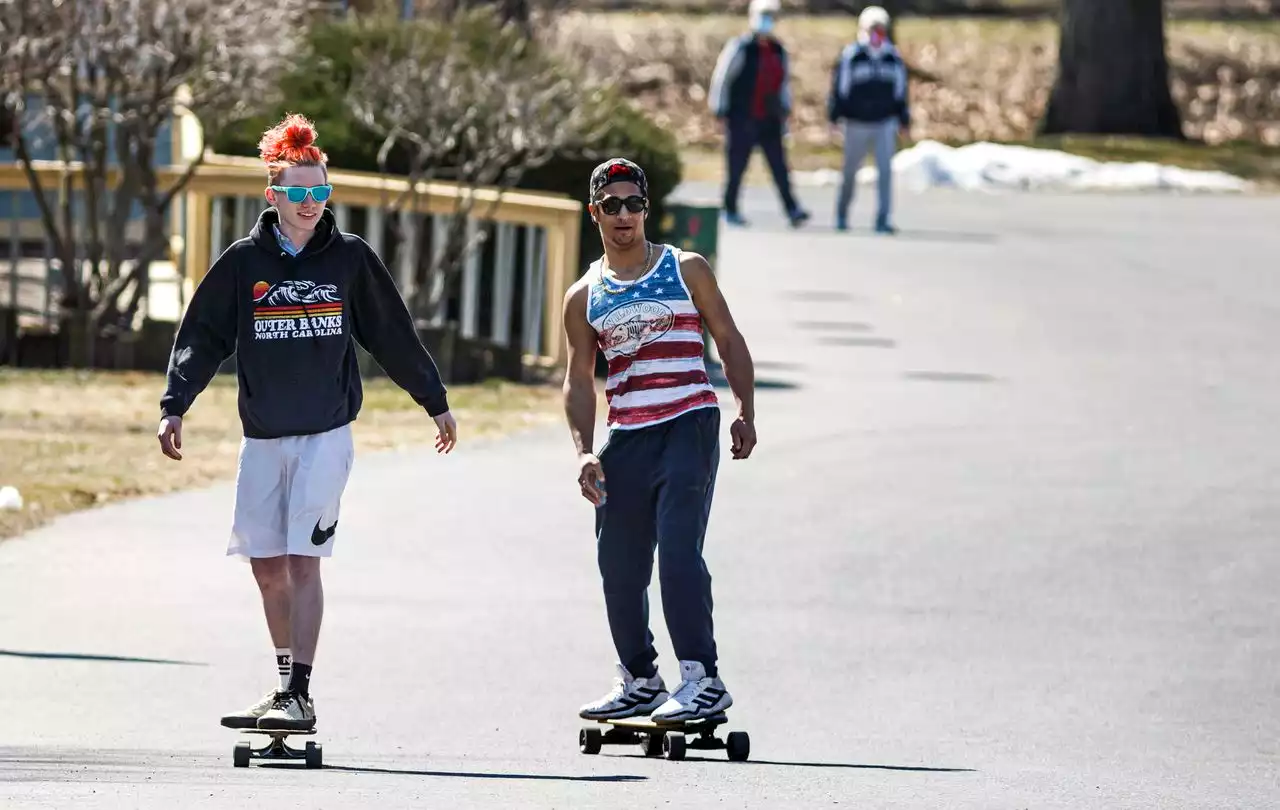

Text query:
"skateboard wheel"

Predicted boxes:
[[305, 741, 322, 769], [579, 727, 603, 755], [726, 731, 750, 762], [641, 732, 663, 757], [662, 732, 686, 761], [233, 742, 251, 768]]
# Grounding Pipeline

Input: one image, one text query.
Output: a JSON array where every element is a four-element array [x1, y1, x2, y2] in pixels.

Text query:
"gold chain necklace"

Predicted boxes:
[[599, 242, 653, 295]]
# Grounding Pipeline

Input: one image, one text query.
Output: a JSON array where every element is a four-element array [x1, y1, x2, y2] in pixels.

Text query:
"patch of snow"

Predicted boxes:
[[793, 140, 1252, 194], [0, 486, 23, 511]]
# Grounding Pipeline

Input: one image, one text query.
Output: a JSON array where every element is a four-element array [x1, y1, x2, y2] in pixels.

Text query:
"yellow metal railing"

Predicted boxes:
[[0, 153, 583, 368]]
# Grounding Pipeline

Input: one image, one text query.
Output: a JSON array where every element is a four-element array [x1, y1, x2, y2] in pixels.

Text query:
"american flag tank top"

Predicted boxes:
[[586, 244, 719, 431]]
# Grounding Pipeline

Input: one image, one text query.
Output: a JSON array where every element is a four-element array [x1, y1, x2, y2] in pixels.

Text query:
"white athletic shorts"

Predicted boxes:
[[228, 423, 355, 560]]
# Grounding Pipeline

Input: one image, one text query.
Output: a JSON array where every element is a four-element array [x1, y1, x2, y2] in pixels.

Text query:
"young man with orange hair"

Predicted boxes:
[[157, 114, 458, 731]]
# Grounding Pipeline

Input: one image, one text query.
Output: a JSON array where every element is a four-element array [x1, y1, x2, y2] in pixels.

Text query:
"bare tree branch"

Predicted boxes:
[[0, 0, 315, 364], [346, 7, 614, 324]]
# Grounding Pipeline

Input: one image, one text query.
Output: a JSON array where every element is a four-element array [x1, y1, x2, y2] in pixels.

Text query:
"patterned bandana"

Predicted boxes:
[[589, 158, 649, 201]]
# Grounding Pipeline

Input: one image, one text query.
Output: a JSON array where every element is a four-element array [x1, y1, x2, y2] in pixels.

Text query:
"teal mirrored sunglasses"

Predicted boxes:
[[269, 184, 333, 204]]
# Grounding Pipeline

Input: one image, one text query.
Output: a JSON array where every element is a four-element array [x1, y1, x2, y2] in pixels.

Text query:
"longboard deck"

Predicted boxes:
[[603, 713, 727, 732], [235, 727, 318, 736]]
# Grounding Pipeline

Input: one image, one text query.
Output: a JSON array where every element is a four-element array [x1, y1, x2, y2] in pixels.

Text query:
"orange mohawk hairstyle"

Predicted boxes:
[[258, 113, 329, 183]]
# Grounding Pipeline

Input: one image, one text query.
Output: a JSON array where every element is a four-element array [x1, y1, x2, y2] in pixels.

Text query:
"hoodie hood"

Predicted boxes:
[[249, 207, 341, 260]]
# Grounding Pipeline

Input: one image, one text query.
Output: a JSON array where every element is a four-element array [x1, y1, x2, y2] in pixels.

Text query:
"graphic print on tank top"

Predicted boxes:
[[587, 245, 719, 430]]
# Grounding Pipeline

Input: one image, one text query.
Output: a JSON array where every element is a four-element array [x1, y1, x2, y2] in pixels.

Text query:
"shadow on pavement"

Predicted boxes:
[[795, 321, 874, 332], [706, 361, 800, 391], [780, 290, 863, 303], [817, 336, 898, 348], [307, 765, 647, 782], [0, 648, 205, 666], [755, 360, 806, 372], [903, 371, 999, 384], [859, 229, 1000, 245], [675, 756, 976, 772]]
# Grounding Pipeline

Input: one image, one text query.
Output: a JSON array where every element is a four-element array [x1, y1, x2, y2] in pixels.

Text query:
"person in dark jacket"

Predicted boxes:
[[708, 0, 810, 228], [156, 113, 458, 733], [827, 6, 910, 233]]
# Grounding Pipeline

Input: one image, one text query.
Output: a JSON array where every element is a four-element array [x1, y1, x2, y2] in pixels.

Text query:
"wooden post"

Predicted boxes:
[[541, 209, 581, 366], [184, 192, 211, 294]]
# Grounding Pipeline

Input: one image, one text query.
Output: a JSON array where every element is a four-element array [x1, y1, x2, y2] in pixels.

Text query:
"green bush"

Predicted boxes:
[[210, 14, 684, 274], [209, 19, 394, 174]]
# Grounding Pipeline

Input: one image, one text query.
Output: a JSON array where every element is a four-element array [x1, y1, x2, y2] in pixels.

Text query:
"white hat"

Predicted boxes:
[[750, 0, 781, 16], [859, 5, 891, 30]]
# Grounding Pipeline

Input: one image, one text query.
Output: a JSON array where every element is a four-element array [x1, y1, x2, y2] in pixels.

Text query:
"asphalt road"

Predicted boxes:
[[2, 183, 1278, 808]]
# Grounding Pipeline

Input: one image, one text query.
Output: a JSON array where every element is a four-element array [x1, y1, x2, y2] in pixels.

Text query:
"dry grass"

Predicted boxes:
[[0, 369, 564, 540], [556, 13, 1280, 152]]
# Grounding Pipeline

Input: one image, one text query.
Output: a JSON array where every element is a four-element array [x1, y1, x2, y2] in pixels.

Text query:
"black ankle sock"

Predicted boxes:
[[288, 662, 312, 698]]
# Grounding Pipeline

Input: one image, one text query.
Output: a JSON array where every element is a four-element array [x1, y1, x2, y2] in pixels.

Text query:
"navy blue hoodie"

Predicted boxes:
[[160, 208, 449, 439], [827, 42, 911, 127]]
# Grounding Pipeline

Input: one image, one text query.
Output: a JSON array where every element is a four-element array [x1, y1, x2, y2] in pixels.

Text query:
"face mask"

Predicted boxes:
[[868, 28, 886, 47], [753, 13, 774, 34]]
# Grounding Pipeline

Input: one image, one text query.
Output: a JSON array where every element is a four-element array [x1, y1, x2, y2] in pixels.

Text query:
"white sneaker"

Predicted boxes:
[[650, 660, 732, 723], [219, 689, 282, 729], [578, 664, 670, 720], [257, 691, 316, 730]]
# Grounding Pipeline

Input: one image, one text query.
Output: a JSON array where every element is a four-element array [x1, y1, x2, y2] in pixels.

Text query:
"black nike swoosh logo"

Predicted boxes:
[[311, 519, 337, 546]]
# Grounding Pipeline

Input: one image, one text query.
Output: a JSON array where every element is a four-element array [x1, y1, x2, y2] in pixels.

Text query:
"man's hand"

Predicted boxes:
[[577, 453, 606, 506], [157, 415, 183, 461], [433, 411, 457, 454], [730, 416, 757, 460]]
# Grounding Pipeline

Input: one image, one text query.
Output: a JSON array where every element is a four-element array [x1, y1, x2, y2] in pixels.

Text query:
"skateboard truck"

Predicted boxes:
[[579, 713, 750, 762], [231, 728, 322, 768]]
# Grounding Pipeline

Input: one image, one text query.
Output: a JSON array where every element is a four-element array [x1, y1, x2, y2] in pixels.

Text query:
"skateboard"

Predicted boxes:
[[230, 727, 322, 768], [578, 713, 750, 762]]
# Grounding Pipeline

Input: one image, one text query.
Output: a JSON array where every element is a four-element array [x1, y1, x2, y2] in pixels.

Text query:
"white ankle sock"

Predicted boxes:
[[275, 648, 292, 691]]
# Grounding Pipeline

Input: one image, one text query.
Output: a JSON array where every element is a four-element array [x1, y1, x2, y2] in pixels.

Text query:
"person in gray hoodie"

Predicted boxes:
[[827, 6, 910, 234]]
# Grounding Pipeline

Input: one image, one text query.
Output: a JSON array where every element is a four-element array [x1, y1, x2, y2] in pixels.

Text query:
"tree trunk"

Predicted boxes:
[[1040, 0, 1183, 138]]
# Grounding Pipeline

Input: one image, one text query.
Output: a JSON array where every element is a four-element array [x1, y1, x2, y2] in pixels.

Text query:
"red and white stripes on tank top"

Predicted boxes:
[[586, 244, 719, 431]]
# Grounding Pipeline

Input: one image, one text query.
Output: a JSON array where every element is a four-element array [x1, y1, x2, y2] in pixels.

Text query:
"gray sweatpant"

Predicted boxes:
[[837, 119, 899, 225]]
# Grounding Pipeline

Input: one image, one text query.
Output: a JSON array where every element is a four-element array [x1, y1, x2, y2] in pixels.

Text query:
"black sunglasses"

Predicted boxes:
[[595, 195, 648, 216]]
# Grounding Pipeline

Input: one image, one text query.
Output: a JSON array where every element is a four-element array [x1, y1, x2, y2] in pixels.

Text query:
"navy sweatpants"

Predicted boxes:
[[723, 116, 799, 218], [594, 407, 721, 679]]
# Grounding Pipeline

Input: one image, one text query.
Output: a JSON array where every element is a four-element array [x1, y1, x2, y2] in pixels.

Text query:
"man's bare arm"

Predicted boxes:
[[681, 252, 757, 458], [562, 280, 608, 500], [562, 280, 599, 454]]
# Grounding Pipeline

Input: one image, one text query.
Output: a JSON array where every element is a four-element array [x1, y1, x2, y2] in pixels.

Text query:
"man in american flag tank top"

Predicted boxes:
[[562, 158, 758, 722]]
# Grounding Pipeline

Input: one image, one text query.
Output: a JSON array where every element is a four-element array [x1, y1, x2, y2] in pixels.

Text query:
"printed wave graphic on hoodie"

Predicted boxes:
[[252, 280, 345, 342]]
